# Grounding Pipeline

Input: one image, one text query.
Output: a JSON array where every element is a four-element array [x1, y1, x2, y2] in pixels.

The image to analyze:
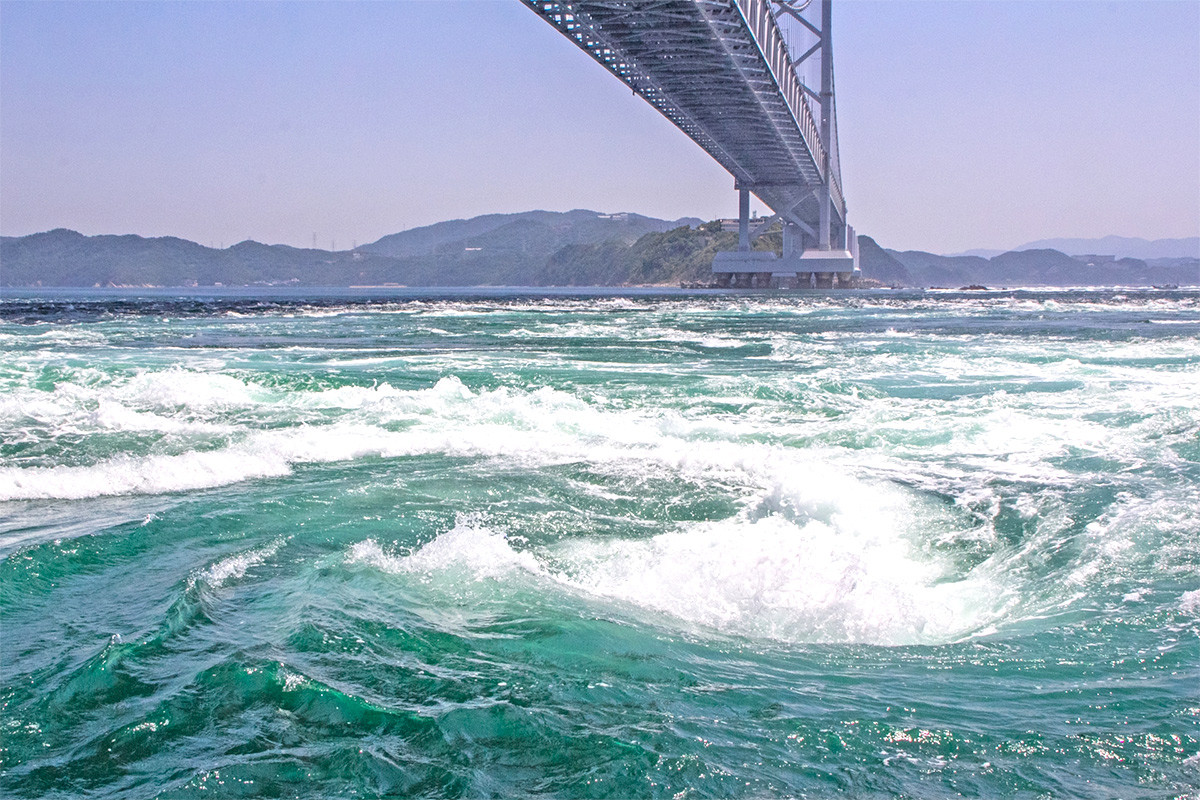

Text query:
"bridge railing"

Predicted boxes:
[[733, 0, 845, 220]]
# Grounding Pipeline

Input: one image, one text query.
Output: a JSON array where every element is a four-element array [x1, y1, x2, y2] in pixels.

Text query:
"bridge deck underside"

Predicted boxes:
[[523, 0, 843, 232]]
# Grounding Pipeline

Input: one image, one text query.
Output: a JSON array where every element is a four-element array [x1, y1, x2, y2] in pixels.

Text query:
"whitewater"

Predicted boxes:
[[1, 288, 1197, 798]]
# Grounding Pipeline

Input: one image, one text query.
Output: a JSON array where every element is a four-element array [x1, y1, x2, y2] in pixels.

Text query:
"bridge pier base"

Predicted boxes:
[[713, 250, 778, 289], [713, 269, 862, 290], [713, 270, 782, 289]]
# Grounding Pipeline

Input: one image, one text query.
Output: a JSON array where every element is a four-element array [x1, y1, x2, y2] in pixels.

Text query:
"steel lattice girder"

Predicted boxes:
[[520, 0, 846, 230]]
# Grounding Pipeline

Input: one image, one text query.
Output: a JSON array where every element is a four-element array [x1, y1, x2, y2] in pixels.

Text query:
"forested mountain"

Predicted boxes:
[[883, 247, 1197, 288], [1014, 236, 1199, 260], [1, 211, 702, 288], [361, 210, 699, 259], [3, 211, 1196, 288]]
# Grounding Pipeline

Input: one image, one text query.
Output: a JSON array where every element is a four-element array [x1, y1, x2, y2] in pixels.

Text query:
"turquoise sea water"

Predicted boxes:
[[1, 289, 1198, 798]]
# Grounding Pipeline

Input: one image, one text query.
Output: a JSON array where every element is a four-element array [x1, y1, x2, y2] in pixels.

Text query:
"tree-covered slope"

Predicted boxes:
[[3, 215, 1195, 288]]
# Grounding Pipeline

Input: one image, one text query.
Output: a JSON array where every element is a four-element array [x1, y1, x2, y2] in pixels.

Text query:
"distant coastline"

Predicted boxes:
[[3, 211, 1197, 290]]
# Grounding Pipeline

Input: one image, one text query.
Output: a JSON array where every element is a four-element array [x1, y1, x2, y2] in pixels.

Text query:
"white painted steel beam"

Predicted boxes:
[[520, 0, 848, 234]]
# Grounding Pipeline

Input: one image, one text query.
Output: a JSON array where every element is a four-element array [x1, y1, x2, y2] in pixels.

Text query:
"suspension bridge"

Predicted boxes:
[[521, 0, 858, 288]]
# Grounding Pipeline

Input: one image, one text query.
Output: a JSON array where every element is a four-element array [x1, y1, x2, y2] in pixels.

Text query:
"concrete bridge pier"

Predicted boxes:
[[711, 185, 781, 287], [726, 271, 775, 289]]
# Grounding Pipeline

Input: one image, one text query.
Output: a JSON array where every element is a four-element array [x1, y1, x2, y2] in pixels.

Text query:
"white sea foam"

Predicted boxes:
[[116, 369, 263, 410], [88, 400, 232, 434], [196, 539, 284, 588], [0, 354, 1183, 512], [0, 446, 292, 500], [348, 504, 1007, 647], [3, 330, 1196, 646], [1180, 589, 1200, 615], [550, 515, 1000, 645], [349, 518, 541, 581], [8, 298, 1192, 655], [0, 367, 258, 440], [0, 332, 1192, 516]]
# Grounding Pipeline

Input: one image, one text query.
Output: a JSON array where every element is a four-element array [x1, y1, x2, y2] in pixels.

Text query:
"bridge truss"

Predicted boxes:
[[521, 0, 857, 286]]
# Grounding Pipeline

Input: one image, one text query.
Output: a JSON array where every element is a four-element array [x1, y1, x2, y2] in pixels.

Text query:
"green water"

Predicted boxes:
[[1, 290, 1198, 798]]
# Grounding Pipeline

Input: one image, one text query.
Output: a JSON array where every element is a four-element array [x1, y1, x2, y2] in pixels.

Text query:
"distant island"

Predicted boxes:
[[2, 210, 1197, 289]]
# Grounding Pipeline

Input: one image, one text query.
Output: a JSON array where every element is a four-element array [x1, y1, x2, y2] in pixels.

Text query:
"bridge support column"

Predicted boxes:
[[818, 187, 831, 250], [738, 188, 750, 252], [782, 222, 798, 260], [818, 0, 834, 252]]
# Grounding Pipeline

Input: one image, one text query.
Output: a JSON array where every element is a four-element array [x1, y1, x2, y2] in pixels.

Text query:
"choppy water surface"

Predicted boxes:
[[2, 289, 1198, 798]]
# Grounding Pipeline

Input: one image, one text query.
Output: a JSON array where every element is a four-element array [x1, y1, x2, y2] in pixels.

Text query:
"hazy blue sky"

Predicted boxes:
[[2, 0, 1197, 253]]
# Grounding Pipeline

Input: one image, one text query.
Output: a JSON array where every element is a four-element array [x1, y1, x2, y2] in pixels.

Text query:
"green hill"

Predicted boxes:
[[3, 213, 1195, 288]]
